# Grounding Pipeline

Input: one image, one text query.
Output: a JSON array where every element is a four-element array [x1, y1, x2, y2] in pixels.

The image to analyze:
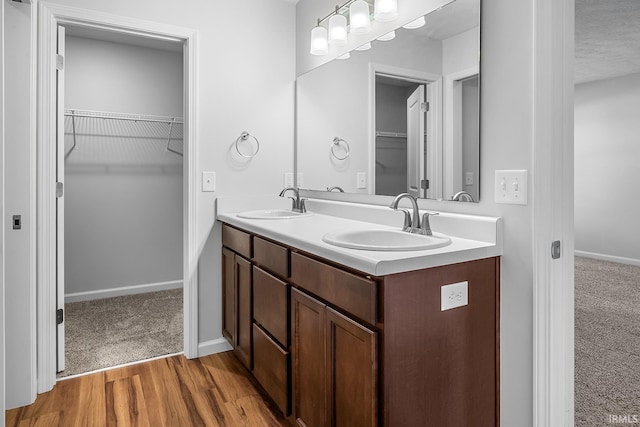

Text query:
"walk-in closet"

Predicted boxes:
[[59, 27, 184, 377]]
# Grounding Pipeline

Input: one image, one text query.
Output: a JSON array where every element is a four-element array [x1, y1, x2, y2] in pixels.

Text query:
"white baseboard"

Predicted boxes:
[[65, 280, 183, 303], [575, 250, 640, 267], [197, 338, 232, 358]]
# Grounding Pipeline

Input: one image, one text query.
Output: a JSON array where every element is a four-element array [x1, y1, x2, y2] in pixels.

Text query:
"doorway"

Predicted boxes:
[[56, 26, 185, 377], [37, 3, 198, 393], [373, 72, 438, 198]]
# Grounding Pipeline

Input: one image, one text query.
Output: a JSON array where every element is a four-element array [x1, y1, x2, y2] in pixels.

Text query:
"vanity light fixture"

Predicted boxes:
[[377, 30, 396, 41], [328, 11, 348, 46], [355, 41, 372, 51], [402, 15, 425, 29], [349, 0, 371, 34], [310, 24, 329, 55], [374, 0, 398, 22]]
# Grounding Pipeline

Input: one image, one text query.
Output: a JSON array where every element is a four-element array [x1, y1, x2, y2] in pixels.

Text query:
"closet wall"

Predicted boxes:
[[64, 35, 184, 300]]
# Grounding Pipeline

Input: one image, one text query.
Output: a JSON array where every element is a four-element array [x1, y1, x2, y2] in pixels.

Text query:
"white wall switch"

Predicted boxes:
[[284, 172, 294, 188], [494, 169, 528, 205], [356, 172, 367, 189], [202, 171, 216, 192], [296, 173, 304, 188], [441, 281, 469, 311], [465, 172, 474, 185]]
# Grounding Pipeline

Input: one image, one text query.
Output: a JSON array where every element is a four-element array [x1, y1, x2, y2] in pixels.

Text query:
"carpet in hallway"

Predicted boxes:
[[58, 288, 183, 378], [575, 256, 640, 426]]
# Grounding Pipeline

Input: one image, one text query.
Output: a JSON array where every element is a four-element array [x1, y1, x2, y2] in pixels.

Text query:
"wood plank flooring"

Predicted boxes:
[[6, 352, 293, 426]]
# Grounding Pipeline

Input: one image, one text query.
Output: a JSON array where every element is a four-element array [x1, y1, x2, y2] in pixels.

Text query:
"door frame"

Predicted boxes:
[[443, 66, 479, 201], [36, 2, 199, 393], [369, 63, 442, 199]]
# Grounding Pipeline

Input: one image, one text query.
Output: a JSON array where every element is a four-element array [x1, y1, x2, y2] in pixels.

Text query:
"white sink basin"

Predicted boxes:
[[237, 209, 313, 220], [322, 229, 451, 251]]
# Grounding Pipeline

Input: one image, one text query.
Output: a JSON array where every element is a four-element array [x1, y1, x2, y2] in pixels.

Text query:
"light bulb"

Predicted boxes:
[[374, 0, 398, 22], [377, 30, 396, 41], [349, 0, 371, 34], [328, 14, 348, 46], [310, 26, 328, 55], [403, 16, 426, 29]]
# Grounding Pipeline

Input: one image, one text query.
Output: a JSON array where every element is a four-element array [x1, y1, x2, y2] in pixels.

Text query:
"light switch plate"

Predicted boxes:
[[465, 172, 474, 185], [441, 281, 469, 311], [495, 170, 528, 205], [202, 171, 216, 192], [356, 172, 367, 189]]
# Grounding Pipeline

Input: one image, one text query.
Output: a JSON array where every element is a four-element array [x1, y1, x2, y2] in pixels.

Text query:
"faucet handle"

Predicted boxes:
[[297, 198, 307, 213], [420, 212, 439, 236], [398, 209, 412, 232]]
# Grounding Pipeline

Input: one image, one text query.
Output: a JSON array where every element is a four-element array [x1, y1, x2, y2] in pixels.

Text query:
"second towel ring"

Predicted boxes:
[[235, 131, 260, 158], [331, 137, 350, 160]]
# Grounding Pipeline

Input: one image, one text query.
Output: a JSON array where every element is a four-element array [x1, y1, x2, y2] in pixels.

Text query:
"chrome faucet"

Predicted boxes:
[[389, 193, 438, 236], [279, 187, 307, 213], [327, 186, 344, 192], [452, 190, 475, 202]]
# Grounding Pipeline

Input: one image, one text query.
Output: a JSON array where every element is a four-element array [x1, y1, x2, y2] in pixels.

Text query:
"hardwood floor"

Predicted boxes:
[[6, 352, 292, 426]]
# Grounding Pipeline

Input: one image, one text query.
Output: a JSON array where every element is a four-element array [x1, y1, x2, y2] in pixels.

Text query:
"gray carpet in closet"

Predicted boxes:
[[575, 256, 640, 426], [58, 288, 183, 378]]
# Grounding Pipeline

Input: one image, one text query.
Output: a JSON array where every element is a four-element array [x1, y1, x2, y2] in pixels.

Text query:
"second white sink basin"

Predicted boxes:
[[322, 229, 451, 251], [237, 209, 313, 220]]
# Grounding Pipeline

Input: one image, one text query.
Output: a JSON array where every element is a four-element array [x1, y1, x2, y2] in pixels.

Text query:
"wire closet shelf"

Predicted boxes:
[[64, 109, 184, 166]]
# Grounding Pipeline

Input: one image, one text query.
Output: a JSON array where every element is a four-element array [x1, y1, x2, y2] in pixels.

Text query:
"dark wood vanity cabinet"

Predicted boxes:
[[221, 226, 252, 370], [291, 287, 377, 427], [221, 222, 500, 427]]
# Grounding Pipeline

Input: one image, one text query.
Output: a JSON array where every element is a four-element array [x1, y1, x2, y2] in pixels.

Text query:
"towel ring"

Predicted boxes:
[[331, 137, 350, 160], [235, 131, 260, 158]]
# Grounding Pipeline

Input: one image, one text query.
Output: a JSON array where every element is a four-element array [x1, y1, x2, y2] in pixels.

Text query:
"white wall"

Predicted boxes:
[[64, 36, 183, 297], [296, 0, 536, 425], [4, 0, 295, 408], [574, 72, 640, 265], [461, 76, 479, 198]]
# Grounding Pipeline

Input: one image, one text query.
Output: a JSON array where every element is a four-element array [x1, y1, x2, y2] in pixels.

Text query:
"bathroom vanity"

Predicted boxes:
[[218, 198, 502, 427]]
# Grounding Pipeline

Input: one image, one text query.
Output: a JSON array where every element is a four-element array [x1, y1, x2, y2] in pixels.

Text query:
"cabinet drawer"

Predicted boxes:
[[253, 266, 289, 346], [290, 252, 376, 325], [253, 236, 289, 279], [222, 224, 251, 259], [253, 323, 289, 416]]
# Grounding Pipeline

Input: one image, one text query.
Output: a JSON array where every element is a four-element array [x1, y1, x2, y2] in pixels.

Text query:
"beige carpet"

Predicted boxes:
[[575, 256, 640, 426], [58, 288, 183, 378]]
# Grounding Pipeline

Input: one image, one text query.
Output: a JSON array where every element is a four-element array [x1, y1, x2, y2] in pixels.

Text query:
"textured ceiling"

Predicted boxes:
[[575, 0, 640, 84]]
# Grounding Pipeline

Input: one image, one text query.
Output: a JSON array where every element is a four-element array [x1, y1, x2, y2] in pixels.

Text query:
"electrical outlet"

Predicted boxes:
[[465, 172, 474, 185], [296, 173, 304, 188], [202, 171, 216, 192], [441, 281, 469, 311], [356, 172, 367, 189], [494, 170, 527, 205], [284, 172, 294, 188]]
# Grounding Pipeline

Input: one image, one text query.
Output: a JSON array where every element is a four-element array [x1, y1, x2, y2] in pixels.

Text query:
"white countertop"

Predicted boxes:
[[216, 197, 503, 276]]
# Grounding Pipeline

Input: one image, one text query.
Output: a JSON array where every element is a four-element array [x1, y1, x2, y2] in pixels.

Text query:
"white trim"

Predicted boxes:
[[574, 250, 640, 267], [198, 338, 233, 357], [368, 63, 442, 199], [36, 2, 198, 393], [57, 352, 184, 381], [532, 0, 574, 425], [64, 280, 183, 303]]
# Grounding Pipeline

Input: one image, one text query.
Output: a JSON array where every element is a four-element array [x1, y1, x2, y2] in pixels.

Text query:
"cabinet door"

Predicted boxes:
[[326, 307, 377, 427], [221, 247, 236, 345], [235, 255, 252, 370], [291, 288, 326, 427]]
